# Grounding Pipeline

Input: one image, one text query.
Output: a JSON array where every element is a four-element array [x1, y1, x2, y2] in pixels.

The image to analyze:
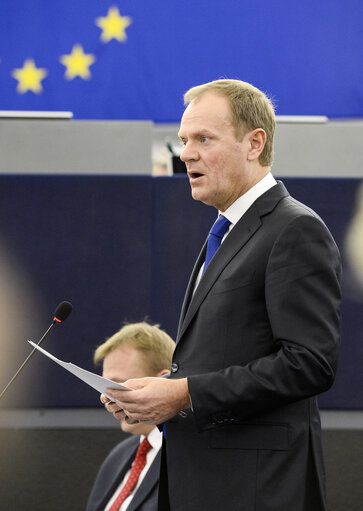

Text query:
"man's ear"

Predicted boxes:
[[247, 128, 266, 161]]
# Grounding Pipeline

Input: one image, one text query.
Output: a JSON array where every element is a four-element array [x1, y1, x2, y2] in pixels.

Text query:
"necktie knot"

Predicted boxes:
[[137, 437, 152, 458], [209, 214, 231, 239]]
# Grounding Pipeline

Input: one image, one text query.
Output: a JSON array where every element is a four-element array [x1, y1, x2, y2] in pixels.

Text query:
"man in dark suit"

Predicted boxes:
[[103, 80, 342, 511], [86, 322, 174, 511]]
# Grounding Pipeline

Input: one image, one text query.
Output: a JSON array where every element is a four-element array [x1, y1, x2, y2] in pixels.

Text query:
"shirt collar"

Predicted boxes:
[[141, 427, 162, 451], [221, 172, 277, 226]]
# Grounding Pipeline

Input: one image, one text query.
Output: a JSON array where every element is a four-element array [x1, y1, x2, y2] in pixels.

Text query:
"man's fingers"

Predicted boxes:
[[100, 393, 110, 405], [100, 391, 148, 424], [106, 388, 139, 404], [104, 377, 190, 425], [105, 400, 123, 414], [113, 409, 127, 420]]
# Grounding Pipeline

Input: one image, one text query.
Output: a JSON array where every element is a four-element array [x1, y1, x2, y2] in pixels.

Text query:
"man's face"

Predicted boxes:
[[103, 344, 154, 435], [178, 92, 253, 212]]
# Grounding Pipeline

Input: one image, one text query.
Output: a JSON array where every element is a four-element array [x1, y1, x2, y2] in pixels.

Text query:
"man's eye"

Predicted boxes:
[[201, 136, 208, 143]]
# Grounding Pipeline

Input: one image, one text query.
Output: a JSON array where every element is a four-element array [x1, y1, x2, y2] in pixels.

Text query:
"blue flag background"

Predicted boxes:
[[0, 0, 362, 121]]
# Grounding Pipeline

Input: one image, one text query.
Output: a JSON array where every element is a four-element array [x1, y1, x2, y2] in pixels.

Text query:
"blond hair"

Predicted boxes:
[[184, 79, 276, 167], [94, 322, 175, 374]]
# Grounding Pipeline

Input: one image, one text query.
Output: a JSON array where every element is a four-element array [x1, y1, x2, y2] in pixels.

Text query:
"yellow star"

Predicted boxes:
[[60, 44, 96, 80], [12, 59, 48, 94], [95, 6, 132, 43]]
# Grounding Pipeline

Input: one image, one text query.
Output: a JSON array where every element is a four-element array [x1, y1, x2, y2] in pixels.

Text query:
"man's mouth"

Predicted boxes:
[[188, 171, 204, 180]]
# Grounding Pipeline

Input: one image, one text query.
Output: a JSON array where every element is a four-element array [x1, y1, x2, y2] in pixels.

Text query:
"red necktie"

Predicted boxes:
[[109, 437, 152, 511]]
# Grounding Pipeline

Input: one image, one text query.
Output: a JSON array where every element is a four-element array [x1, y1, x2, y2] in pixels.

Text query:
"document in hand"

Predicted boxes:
[[28, 341, 131, 400]]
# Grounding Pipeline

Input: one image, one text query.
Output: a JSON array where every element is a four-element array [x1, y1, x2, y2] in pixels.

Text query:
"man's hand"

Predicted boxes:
[[101, 377, 191, 425]]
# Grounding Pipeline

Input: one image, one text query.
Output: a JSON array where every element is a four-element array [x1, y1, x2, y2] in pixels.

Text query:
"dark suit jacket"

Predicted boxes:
[[86, 435, 160, 511], [162, 182, 342, 511]]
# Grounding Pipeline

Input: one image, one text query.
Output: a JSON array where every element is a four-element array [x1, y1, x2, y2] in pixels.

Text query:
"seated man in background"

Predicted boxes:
[[86, 322, 174, 511]]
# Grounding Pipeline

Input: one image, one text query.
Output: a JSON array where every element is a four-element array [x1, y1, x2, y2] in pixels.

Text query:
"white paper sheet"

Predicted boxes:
[[28, 341, 131, 400]]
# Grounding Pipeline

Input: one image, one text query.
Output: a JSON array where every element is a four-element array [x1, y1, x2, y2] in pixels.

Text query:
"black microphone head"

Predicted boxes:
[[54, 301, 73, 323]]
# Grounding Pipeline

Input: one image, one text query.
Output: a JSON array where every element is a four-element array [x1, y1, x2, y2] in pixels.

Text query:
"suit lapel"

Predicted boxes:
[[97, 440, 138, 511], [177, 238, 208, 336], [177, 182, 289, 343], [177, 205, 261, 342]]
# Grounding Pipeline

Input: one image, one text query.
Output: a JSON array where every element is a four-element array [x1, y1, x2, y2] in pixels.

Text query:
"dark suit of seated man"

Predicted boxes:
[[86, 322, 174, 511]]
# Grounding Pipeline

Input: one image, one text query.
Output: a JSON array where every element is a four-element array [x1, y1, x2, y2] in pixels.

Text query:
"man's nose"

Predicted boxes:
[[180, 142, 198, 163]]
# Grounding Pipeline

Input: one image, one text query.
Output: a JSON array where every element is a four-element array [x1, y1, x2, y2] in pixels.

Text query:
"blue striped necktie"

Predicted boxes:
[[202, 215, 231, 274]]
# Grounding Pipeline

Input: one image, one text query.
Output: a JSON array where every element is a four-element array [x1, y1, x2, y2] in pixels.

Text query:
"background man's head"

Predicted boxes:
[[94, 322, 175, 435], [184, 79, 276, 167]]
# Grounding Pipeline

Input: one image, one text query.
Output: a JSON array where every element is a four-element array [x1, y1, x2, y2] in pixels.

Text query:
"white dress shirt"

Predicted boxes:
[[194, 172, 277, 290], [105, 427, 162, 511]]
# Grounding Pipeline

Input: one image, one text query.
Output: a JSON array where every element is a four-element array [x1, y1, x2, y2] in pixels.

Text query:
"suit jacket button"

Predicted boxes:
[[171, 362, 179, 373]]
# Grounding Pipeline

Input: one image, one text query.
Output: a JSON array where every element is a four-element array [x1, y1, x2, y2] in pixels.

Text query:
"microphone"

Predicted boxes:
[[53, 301, 73, 323], [0, 301, 73, 399]]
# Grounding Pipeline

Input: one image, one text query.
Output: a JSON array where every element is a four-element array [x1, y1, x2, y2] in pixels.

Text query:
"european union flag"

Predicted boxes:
[[0, 0, 362, 120]]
